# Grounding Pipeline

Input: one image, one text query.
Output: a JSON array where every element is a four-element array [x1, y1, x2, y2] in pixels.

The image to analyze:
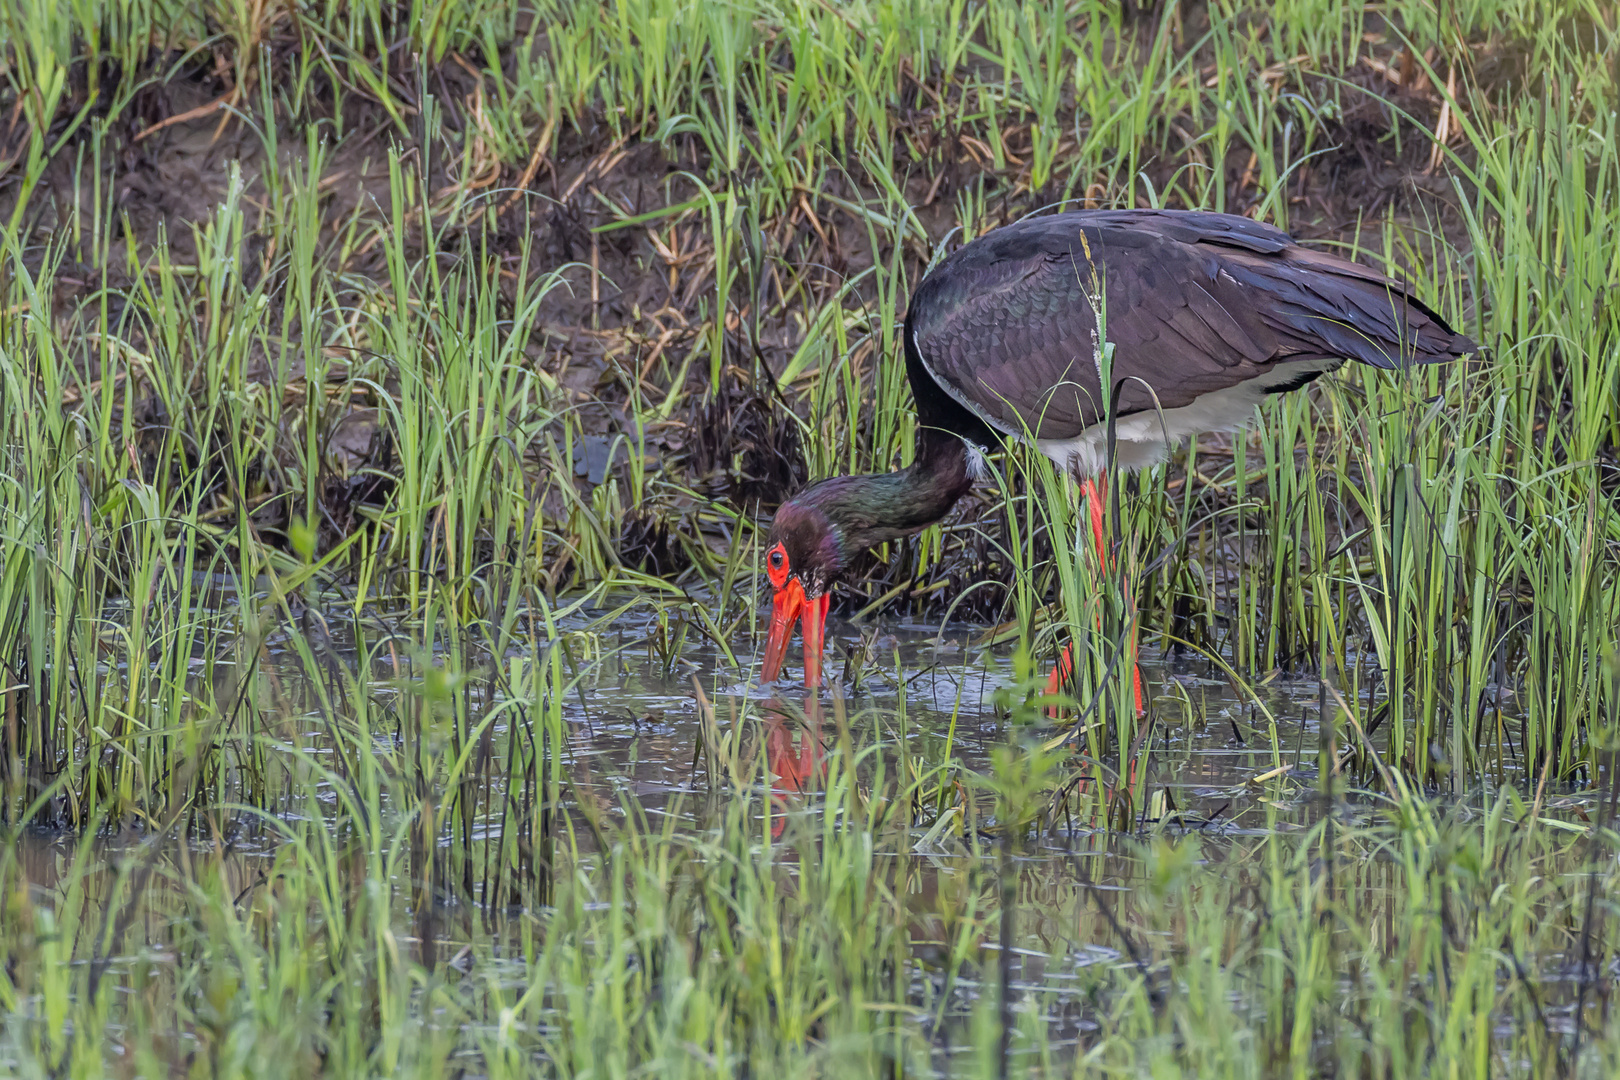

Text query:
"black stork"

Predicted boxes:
[[759, 209, 1475, 694]]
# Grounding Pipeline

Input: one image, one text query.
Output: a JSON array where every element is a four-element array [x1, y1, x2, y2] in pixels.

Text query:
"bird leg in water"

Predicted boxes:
[[1045, 476, 1144, 716]]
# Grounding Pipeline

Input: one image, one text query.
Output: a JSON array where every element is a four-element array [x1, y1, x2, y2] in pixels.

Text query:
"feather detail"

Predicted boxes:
[[907, 209, 1475, 442]]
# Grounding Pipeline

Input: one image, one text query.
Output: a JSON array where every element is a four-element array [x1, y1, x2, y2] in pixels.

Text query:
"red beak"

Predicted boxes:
[[761, 578, 830, 688]]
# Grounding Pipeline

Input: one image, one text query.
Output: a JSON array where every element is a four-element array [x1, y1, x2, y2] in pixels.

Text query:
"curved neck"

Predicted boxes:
[[808, 427, 976, 553]]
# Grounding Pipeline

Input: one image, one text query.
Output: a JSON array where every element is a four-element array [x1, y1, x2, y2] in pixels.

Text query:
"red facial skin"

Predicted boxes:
[[760, 542, 830, 689]]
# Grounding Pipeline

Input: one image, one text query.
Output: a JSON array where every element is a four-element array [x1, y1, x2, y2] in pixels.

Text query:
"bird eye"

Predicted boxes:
[[766, 542, 789, 587]]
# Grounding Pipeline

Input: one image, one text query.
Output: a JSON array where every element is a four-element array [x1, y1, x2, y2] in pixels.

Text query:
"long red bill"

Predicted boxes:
[[761, 579, 831, 688]]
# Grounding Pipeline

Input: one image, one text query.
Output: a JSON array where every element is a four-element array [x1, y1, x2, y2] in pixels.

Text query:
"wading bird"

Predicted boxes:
[[759, 209, 1474, 699]]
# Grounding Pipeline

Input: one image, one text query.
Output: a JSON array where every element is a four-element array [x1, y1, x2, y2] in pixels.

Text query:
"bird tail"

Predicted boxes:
[[1221, 246, 1477, 370]]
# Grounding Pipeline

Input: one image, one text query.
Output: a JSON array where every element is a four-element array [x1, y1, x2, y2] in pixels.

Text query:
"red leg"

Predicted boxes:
[[1047, 641, 1143, 716], [1079, 476, 1108, 563], [1047, 475, 1145, 716], [1045, 641, 1074, 720]]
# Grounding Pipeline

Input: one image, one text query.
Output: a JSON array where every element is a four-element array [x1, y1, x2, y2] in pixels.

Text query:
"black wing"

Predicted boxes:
[[905, 209, 1475, 441]]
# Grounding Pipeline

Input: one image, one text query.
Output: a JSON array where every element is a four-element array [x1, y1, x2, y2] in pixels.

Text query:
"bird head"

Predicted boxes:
[[757, 449, 968, 689], [759, 493, 848, 689]]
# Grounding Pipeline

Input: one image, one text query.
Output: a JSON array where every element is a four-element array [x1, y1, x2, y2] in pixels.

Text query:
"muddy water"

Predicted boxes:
[[554, 603, 1335, 838], [9, 599, 1336, 891], [525, 605, 1443, 1063]]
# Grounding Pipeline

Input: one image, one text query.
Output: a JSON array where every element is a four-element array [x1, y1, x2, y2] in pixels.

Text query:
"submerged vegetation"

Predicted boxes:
[[0, 0, 1618, 1074]]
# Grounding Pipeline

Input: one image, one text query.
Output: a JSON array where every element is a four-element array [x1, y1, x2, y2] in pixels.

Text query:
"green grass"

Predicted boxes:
[[1, 0, 1619, 1074], [2, 663, 1617, 1077]]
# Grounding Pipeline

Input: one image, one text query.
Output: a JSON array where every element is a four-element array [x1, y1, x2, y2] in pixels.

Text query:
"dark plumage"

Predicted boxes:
[[908, 209, 1471, 442], [761, 209, 1477, 688]]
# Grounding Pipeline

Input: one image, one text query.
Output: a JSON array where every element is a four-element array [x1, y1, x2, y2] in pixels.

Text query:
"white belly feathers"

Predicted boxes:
[[1032, 358, 1343, 477]]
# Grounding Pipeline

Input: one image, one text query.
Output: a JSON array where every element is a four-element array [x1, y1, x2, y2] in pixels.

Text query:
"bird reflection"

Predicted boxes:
[[761, 695, 826, 839]]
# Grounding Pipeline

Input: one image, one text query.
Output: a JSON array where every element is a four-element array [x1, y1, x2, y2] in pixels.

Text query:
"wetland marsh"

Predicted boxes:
[[1, 0, 1618, 1075]]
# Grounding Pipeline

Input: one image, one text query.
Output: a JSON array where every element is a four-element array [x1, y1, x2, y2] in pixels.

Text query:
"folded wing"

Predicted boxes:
[[906, 209, 1474, 441]]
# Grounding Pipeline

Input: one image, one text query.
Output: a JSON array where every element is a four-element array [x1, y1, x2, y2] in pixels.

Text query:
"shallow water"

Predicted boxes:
[[9, 598, 1606, 1075], [548, 600, 1347, 835], [11, 595, 1426, 870], [9, 596, 1348, 892]]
